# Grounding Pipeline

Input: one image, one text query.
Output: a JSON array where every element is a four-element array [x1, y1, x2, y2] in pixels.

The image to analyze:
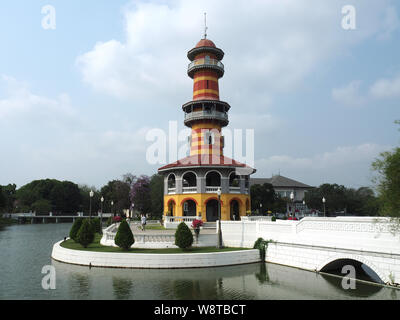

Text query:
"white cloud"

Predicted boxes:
[[77, 0, 397, 105], [332, 81, 366, 106], [0, 75, 75, 120], [255, 143, 391, 188], [369, 74, 400, 98]]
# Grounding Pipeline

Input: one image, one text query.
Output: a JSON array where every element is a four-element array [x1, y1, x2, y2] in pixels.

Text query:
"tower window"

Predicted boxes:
[[206, 80, 209, 89]]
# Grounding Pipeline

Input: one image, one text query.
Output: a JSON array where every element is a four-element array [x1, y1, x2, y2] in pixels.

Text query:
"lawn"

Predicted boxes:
[[60, 233, 249, 254]]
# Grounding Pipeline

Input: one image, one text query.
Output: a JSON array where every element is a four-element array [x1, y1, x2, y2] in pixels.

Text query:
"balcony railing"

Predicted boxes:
[[188, 58, 224, 71], [183, 186, 197, 193], [184, 110, 228, 124], [188, 58, 224, 77], [229, 187, 241, 194], [206, 186, 220, 193], [168, 187, 176, 194]]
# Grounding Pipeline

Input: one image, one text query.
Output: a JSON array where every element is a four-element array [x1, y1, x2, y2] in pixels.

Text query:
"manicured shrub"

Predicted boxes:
[[106, 217, 113, 227], [90, 218, 101, 233], [77, 219, 95, 248], [174, 222, 193, 249], [69, 218, 83, 242], [271, 216, 276, 222], [114, 219, 135, 250]]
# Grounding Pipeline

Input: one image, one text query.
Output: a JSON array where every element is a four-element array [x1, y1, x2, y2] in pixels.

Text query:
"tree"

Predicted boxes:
[[130, 175, 152, 215], [100, 179, 131, 214], [174, 222, 193, 249], [114, 219, 134, 250], [250, 183, 278, 213], [69, 218, 83, 241], [372, 147, 400, 217], [149, 174, 164, 218], [32, 199, 52, 214], [77, 219, 95, 248]]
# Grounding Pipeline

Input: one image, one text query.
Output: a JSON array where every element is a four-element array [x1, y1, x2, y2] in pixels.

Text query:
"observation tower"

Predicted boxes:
[[158, 30, 256, 222]]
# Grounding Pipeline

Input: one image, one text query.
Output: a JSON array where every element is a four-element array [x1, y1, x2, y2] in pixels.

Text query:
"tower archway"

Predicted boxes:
[[182, 199, 197, 216], [206, 199, 219, 222]]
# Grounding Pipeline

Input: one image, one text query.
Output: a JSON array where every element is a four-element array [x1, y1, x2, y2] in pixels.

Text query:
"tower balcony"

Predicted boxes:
[[188, 58, 224, 78], [184, 110, 228, 126]]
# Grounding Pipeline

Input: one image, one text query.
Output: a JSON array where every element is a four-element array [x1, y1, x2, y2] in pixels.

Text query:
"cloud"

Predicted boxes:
[[0, 75, 75, 121], [77, 0, 398, 105], [255, 143, 391, 188], [369, 74, 400, 98], [332, 81, 366, 106]]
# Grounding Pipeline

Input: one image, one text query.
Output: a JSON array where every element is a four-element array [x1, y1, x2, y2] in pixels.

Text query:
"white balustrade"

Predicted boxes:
[[206, 186, 220, 193], [229, 187, 241, 194], [168, 188, 176, 194], [183, 186, 197, 193]]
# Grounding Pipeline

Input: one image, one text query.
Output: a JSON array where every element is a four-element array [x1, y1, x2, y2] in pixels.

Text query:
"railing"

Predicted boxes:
[[188, 58, 224, 72], [183, 186, 197, 193], [229, 187, 241, 194], [167, 187, 176, 194], [164, 216, 202, 223], [241, 216, 272, 222], [184, 110, 228, 123], [206, 186, 220, 193]]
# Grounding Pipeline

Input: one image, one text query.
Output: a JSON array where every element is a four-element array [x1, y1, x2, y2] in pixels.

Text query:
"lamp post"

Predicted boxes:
[[100, 196, 104, 233], [259, 203, 262, 216], [217, 187, 223, 249], [89, 190, 94, 220], [322, 197, 326, 217], [303, 200, 306, 216], [111, 200, 114, 217], [290, 191, 294, 217]]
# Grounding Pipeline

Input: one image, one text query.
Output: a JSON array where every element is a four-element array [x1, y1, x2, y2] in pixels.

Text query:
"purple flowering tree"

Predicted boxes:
[[130, 175, 152, 214]]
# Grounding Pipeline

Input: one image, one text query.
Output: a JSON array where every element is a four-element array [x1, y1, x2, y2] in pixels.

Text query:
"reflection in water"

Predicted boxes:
[[1, 224, 399, 300], [320, 273, 383, 298], [112, 277, 133, 300], [255, 263, 270, 284], [69, 273, 91, 299]]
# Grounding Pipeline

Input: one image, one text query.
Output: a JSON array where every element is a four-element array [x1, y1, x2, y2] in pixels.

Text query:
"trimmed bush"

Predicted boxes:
[[114, 220, 135, 250], [174, 222, 193, 249], [77, 219, 95, 248], [271, 216, 276, 222], [90, 218, 101, 233], [69, 218, 83, 242]]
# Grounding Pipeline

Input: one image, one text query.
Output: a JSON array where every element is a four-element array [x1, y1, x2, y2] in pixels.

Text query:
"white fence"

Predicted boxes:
[[163, 216, 202, 229]]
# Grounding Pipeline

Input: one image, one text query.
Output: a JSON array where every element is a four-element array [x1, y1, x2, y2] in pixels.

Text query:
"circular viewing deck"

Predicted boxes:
[[188, 58, 224, 78]]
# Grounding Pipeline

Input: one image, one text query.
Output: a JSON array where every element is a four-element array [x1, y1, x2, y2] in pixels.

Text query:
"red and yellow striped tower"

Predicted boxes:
[[159, 35, 256, 222]]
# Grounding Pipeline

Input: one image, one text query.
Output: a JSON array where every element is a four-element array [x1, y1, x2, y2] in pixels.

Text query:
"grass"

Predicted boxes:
[[60, 233, 249, 254]]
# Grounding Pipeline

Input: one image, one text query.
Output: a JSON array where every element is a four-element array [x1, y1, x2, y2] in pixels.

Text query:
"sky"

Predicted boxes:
[[0, 0, 399, 190]]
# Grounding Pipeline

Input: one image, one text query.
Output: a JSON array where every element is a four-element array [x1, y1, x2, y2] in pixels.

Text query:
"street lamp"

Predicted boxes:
[[217, 187, 223, 249], [100, 196, 104, 233], [111, 200, 114, 217], [290, 191, 294, 217], [303, 200, 306, 216], [322, 197, 326, 217], [89, 190, 94, 220], [259, 203, 262, 216]]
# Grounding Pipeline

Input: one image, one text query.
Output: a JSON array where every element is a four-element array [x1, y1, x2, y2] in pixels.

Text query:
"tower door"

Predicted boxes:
[[230, 200, 240, 221], [206, 199, 219, 222]]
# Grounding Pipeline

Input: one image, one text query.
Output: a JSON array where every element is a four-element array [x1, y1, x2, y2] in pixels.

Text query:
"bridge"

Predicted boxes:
[[220, 216, 400, 287], [4, 212, 113, 224]]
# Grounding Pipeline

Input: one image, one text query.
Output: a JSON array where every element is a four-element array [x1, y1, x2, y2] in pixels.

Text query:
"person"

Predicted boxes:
[[141, 213, 147, 231]]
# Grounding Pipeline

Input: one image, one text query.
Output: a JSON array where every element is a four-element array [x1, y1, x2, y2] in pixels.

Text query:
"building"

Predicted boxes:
[[250, 175, 314, 213], [158, 35, 256, 221]]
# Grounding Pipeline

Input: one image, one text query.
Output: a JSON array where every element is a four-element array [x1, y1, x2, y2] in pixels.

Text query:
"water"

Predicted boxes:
[[0, 223, 399, 300]]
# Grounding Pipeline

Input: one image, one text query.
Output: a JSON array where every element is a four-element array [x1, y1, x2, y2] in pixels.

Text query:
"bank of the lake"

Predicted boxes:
[[1, 223, 399, 300], [0, 216, 16, 228]]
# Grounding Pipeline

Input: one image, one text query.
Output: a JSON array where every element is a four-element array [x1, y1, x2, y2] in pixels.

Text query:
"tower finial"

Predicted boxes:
[[204, 12, 208, 39]]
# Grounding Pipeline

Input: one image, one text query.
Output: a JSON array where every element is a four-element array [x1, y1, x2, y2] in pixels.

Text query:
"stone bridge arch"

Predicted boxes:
[[316, 253, 389, 284]]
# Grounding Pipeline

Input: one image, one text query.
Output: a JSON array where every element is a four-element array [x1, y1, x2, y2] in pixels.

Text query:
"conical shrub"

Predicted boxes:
[[174, 222, 193, 249], [114, 220, 134, 250], [77, 219, 95, 248], [69, 218, 83, 242]]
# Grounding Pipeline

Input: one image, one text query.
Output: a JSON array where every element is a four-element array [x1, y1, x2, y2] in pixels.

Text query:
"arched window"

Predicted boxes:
[[206, 171, 221, 187]]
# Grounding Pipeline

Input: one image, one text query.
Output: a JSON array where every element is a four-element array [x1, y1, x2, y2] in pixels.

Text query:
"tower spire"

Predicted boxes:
[[204, 12, 208, 39]]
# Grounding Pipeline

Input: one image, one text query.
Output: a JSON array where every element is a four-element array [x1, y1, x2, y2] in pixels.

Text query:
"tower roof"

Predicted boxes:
[[195, 38, 216, 48]]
